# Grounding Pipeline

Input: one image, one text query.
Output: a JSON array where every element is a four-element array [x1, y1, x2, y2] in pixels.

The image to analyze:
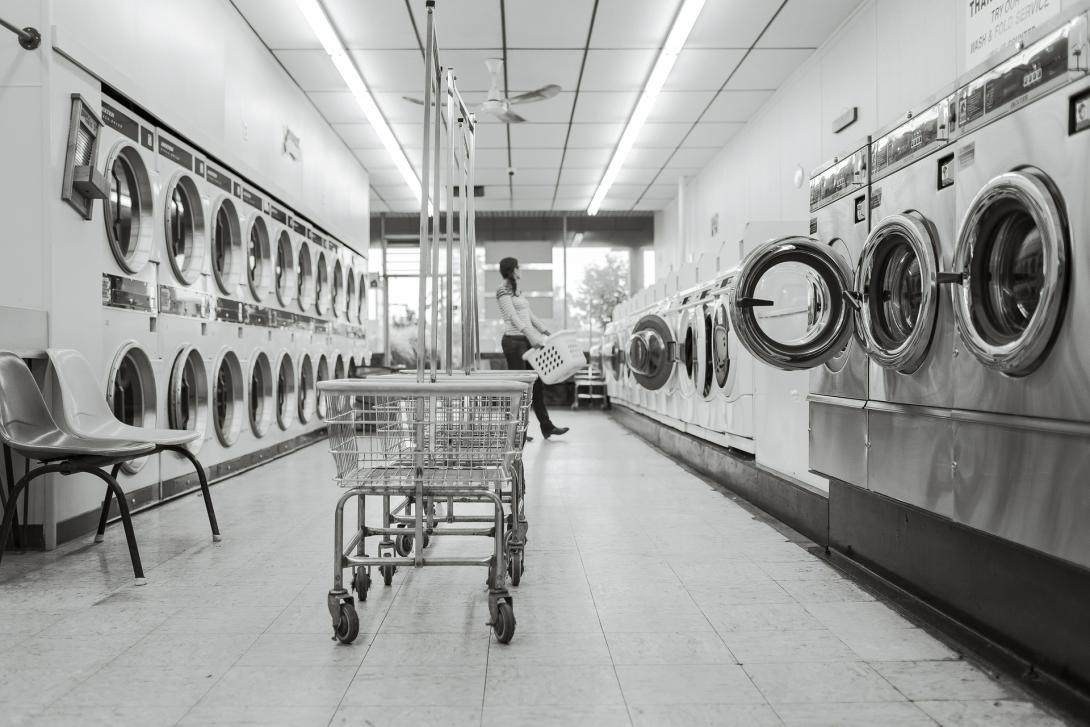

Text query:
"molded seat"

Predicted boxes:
[[46, 349, 199, 447], [0, 353, 154, 460]]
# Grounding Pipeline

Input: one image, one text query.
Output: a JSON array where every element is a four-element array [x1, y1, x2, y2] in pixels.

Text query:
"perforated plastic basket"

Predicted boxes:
[[522, 330, 587, 384]]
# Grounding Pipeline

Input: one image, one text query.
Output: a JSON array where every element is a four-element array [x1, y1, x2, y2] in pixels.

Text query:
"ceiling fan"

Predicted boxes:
[[402, 58, 560, 124]]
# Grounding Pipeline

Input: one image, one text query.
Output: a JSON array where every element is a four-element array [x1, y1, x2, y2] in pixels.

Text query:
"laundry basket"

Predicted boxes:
[[522, 330, 587, 385]]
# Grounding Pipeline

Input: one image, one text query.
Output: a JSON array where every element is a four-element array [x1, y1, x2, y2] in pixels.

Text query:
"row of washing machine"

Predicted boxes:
[[48, 78, 370, 521], [601, 6, 1090, 570]]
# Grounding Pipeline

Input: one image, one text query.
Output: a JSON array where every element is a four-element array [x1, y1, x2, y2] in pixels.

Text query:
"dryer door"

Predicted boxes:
[[627, 314, 676, 391], [953, 170, 1067, 376], [729, 236, 857, 371], [856, 212, 944, 374], [698, 302, 717, 401], [711, 300, 733, 394]]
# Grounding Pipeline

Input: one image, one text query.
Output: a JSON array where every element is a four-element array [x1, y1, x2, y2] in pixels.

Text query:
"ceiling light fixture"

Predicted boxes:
[[296, 0, 421, 203], [587, 0, 706, 215]]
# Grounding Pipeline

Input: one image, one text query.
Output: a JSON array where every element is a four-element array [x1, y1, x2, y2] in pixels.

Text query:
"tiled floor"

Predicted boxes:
[[0, 411, 1074, 726]]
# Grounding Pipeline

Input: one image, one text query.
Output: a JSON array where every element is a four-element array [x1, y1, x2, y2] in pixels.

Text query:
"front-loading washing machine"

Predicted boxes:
[[863, 92, 960, 517], [944, 11, 1090, 567], [702, 269, 756, 451], [626, 296, 679, 422]]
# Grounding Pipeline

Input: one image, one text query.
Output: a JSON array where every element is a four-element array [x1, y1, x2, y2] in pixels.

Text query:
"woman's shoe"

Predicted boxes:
[[543, 425, 569, 439]]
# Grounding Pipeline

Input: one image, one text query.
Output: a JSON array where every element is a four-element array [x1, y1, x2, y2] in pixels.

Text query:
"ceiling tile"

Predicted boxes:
[[513, 148, 564, 169], [375, 95, 429, 124], [554, 197, 592, 210], [635, 123, 691, 148], [664, 49, 746, 91], [407, 0, 502, 48], [368, 169, 405, 186], [390, 123, 425, 150], [684, 122, 743, 147], [350, 50, 425, 92], [471, 123, 508, 149], [474, 168, 515, 185], [475, 94, 574, 124], [624, 147, 674, 168], [600, 196, 638, 211], [562, 147, 614, 167], [555, 184, 598, 198], [558, 167, 603, 185], [633, 199, 668, 211], [608, 183, 649, 199], [646, 91, 715, 123], [370, 197, 390, 213], [757, 0, 863, 48], [507, 50, 584, 95], [687, 1, 779, 48], [439, 49, 504, 93], [511, 185, 558, 200], [566, 123, 624, 148], [475, 148, 511, 168], [572, 92, 639, 124], [613, 166, 659, 185], [477, 198, 516, 211], [703, 90, 774, 122], [308, 92, 366, 123], [579, 49, 657, 91], [274, 50, 343, 92], [341, 125, 385, 151], [386, 200, 418, 213], [508, 168, 560, 185], [510, 123, 570, 148], [515, 200, 560, 211], [590, 0, 681, 48], [324, 0, 419, 49], [353, 148, 397, 172], [375, 184, 417, 201], [726, 48, 814, 90], [506, 0, 594, 47], [655, 166, 701, 185], [232, 0, 318, 50], [642, 182, 678, 199], [668, 147, 721, 167]]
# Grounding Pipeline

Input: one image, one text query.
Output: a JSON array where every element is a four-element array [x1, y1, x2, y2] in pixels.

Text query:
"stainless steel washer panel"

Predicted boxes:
[[866, 402, 954, 518]]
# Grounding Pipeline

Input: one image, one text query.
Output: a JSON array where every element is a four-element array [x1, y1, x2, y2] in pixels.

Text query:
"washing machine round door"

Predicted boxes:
[[856, 212, 942, 374], [711, 301, 732, 393], [729, 236, 856, 371], [627, 314, 676, 391], [953, 170, 1067, 376], [168, 346, 208, 453], [697, 303, 716, 401], [608, 336, 623, 381], [678, 308, 700, 398]]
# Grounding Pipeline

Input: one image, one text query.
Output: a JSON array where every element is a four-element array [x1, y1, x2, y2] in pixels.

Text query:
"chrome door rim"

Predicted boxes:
[[856, 212, 940, 373], [627, 314, 676, 391], [728, 236, 855, 371], [678, 307, 698, 399], [711, 300, 735, 396], [954, 170, 1067, 376]]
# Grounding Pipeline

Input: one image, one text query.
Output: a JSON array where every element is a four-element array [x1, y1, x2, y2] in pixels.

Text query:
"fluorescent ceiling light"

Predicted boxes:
[[296, 0, 421, 203], [587, 0, 705, 215]]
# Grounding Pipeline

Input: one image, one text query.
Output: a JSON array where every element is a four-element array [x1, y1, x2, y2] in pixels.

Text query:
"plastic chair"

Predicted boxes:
[[0, 352, 154, 583], [45, 349, 222, 544]]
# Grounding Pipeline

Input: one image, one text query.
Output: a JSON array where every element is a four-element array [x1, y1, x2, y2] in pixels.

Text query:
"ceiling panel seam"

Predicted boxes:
[[631, 0, 789, 210], [549, 0, 600, 211]]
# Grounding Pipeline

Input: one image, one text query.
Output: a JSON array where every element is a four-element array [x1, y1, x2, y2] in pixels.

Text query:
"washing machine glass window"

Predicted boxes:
[[296, 242, 314, 312], [856, 213, 941, 373], [730, 237, 855, 371], [164, 175, 206, 284], [298, 354, 316, 423], [246, 216, 274, 301], [315, 253, 329, 315], [104, 145, 154, 273], [344, 267, 356, 322], [712, 302, 731, 389], [628, 314, 675, 390], [332, 261, 344, 319], [954, 171, 1067, 376], [357, 273, 367, 322], [213, 350, 243, 446], [701, 305, 715, 398], [315, 355, 330, 418], [168, 347, 208, 453], [275, 353, 296, 430], [248, 351, 273, 437], [275, 231, 295, 306], [210, 198, 242, 295], [106, 344, 157, 474]]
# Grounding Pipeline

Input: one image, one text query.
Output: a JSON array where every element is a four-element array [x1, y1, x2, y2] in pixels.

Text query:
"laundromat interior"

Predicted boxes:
[[1, 0, 1089, 724]]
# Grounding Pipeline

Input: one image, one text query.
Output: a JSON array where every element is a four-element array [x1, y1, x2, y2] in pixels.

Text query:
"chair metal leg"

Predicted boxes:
[[163, 444, 221, 541], [0, 464, 60, 567], [94, 463, 122, 544], [85, 468, 145, 585], [1, 444, 21, 549]]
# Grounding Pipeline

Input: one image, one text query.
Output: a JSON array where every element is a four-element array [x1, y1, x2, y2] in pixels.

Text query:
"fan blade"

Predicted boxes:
[[495, 109, 526, 124], [508, 84, 561, 105], [402, 95, 425, 105]]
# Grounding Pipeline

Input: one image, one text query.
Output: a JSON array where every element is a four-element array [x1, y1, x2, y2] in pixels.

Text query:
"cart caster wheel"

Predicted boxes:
[[394, 533, 412, 557], [333, 602, 359, 644], [380, 554, 395, 586], [492, 601, 516, 644], [352, 569, 371, 601], [422, 532, 431, 549], [508, 551, 523, 587]]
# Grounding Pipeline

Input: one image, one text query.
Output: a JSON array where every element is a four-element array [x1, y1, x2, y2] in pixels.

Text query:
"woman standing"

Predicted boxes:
[[496, 256, 568, 439]]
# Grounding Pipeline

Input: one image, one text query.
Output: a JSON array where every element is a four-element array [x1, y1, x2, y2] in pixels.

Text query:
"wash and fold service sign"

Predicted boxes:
[[963, 0, 1061, 70]]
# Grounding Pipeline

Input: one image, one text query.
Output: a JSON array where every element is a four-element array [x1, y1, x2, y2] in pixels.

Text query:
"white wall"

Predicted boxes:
[[656, 0, 960, 271]]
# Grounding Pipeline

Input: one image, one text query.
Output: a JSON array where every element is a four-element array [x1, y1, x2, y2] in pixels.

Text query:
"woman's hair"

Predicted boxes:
[[499, 256, 519, 294]]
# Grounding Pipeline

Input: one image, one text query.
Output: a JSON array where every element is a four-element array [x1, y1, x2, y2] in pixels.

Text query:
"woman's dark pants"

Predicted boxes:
[[501, 334, 551, 432]]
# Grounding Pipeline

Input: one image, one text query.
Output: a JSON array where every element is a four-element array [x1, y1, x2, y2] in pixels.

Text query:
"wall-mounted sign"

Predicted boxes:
[[710, 213, 719, 237], [962, 0, 1061, 71], [832, 106, 858, 134]]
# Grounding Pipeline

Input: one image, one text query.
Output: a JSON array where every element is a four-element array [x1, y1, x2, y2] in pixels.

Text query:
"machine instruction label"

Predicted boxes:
[[292, 219, 308, 236], [962, 0, 1061, 70], [241, 188, 263, 211], [206, 166, 233, 195], [101, 102, 139, 144], [158, 138, 192, 171], [270, 206, 287, 224]]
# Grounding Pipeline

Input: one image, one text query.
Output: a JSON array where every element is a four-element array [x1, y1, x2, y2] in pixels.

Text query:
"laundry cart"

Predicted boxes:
[[320, 377, 526, 644]]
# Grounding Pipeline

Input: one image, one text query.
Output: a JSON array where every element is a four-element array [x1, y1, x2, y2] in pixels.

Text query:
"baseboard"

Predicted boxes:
[[55, 428, 327, 545], [610, 403, 829, 546]]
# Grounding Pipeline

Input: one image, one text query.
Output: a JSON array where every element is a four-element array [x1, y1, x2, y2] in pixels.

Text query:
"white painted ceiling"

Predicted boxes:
[[232, 0, 863, 213]]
